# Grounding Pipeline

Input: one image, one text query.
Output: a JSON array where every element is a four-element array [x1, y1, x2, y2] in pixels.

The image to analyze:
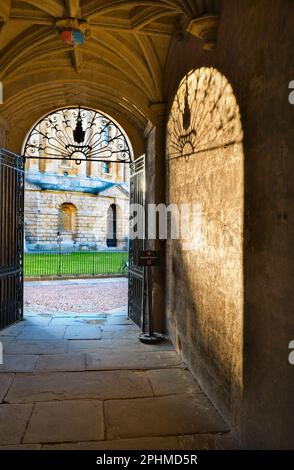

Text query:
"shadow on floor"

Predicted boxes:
[[0, 309, 239, 450]]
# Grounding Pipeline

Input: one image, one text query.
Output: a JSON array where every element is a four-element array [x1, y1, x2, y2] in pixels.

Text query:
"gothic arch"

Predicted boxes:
[[22, 106, 134, 166]]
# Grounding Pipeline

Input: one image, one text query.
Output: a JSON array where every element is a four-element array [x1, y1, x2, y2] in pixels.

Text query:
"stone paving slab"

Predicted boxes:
[[4, 340, 68, 355], [50, 313, 108, 319], [106, 316, 133, 326], [0, 444, 42, 450], [41, 433, 239, 450], [6, 370, 153, 403], [86, 350, 185, 370], [35, 353, 86, 372], [42, 436, 180, 450], [68, 340, 106, 353], [17, 326, 66, 341], [50, 317, 105, 326], [102, 324, 139, 333], [64, 325, 102, 340], [0, 404, 33, 444], [147, 369, 203, 396], [69, 338, 174, 352], [0, 323, 24, 337], [0, 337, 14, 343], [0, 311, 235, 448], [0, 374, 14, 401], [24, 400, 104, 444], [105, 394, 229, 440], [23, 317, 52, 327], [0, 355, 38, 373], [179, 433, 240, 450]]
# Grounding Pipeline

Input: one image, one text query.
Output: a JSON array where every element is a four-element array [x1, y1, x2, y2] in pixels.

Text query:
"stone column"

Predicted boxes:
[[145, 102, 167, 333]]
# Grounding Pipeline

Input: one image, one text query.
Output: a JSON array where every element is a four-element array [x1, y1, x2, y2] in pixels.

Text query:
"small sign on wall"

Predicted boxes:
[[139, 250, 160, 267]]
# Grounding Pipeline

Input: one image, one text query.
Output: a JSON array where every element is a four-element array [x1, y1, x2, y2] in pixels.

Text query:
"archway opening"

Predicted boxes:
[[23, 106, 131, 319]]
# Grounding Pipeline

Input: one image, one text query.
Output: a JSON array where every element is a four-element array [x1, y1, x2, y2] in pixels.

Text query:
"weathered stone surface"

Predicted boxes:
[[35, 353, 86, 372], [0, 404, 33, 444], [64, 326, 102, 340], [42, 433, 240, 450], [42, 436, 180, 450], [17, 326, 66, 341], [179, 433, 241, 450], [105, 394, 229, 439], [0, 324, 24, 337], [147, 369, 202, 396], [24, 400, 104, 444], [86, 350, 185, 370], [23, 317, 52, 327], [0, 374, 14, 401], [4, 341, 68, 355], [101, 325, 139, 340], [50, 317, 105, 327], [106, 316, 132, 326], [0, 444, 42, 450], [0, 355, 37, 373], [6, 371, 153, 403], [68, 340, 104, 352]]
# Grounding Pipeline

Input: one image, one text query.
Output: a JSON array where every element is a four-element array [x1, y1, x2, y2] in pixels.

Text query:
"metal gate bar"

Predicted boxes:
[[128, 155, 145, 328], [0, 148, 24, 329]]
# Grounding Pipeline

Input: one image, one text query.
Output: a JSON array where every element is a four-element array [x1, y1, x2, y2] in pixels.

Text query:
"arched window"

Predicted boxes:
[[106, 204, 117, 248], [59, 203, 77, 240]]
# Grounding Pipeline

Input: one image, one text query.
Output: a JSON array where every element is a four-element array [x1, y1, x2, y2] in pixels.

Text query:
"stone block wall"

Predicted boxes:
[[166, 66, 244, 431], [24, 188, 129, 251], [164, 0, 294, 450]]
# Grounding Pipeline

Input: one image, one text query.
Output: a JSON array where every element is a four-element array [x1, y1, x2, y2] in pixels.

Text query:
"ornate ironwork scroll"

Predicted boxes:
[[166, 68, 244, 160], [23, 107, 132, 165]]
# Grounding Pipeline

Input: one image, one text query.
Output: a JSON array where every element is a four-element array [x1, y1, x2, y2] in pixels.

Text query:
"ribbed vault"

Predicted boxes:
[[0, 0, 220, 152]]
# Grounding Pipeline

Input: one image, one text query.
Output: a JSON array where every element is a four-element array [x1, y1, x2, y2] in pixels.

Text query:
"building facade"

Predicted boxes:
[[25, 156, 130, 252]]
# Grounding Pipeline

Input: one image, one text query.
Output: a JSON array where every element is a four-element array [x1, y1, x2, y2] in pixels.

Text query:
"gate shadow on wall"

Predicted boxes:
[[166, 67, 244, 432]]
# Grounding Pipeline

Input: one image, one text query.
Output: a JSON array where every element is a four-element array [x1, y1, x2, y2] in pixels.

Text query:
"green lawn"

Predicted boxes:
[[24, 251, 129, 277]]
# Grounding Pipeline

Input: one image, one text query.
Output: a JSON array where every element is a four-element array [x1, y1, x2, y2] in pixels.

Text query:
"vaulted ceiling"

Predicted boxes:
[[0, 0, 220, 149]]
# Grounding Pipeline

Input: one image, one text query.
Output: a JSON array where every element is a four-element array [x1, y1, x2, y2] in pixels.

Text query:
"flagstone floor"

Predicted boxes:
[[0, 308, 239, 450]]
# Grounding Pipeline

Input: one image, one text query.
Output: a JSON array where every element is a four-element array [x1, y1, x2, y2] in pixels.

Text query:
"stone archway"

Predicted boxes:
[[166, 67, 244, 421]]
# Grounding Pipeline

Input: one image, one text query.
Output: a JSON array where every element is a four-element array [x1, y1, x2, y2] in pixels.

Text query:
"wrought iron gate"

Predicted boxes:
[[128, 155, 145, 328], [0, 148, 25, 330]]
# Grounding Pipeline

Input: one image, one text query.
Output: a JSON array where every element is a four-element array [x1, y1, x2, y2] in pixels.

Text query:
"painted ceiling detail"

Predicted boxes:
[[0, 1, 220, 132]]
